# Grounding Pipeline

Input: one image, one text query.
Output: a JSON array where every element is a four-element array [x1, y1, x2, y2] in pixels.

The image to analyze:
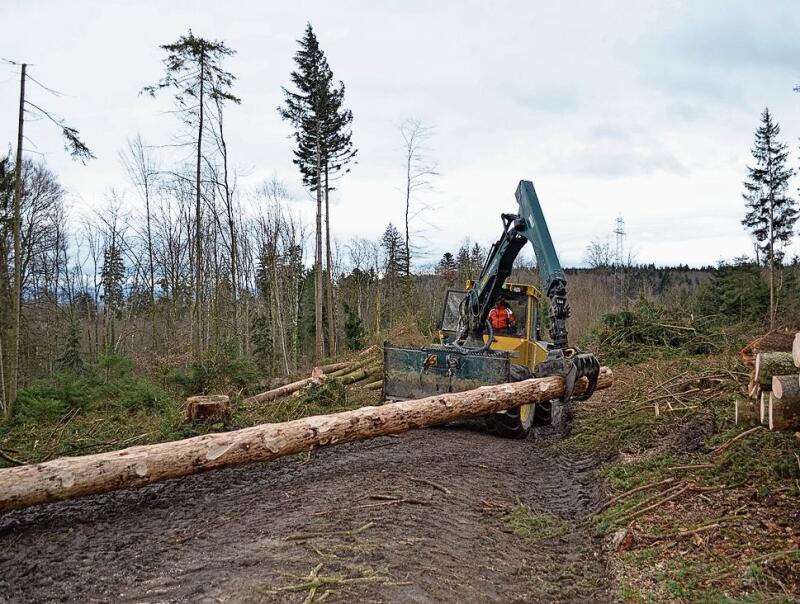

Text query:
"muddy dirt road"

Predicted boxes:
[[0, 425, 612, 603]]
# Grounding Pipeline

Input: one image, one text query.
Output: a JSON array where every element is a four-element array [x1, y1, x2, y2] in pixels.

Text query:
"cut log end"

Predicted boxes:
[[755, 352, 796, 386], [772, 374, 800, 403], [793, 333, 800, 369], [769, 393, 800, 432]]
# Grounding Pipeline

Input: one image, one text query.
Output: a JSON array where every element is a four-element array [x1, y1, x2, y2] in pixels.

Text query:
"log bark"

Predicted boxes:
[[362, 380, 383, 391], [735, 399, 759, 427], [328, 355, 380, 378], [339, 364, 382, 385], [186, 395, 231, 423], [771, 375, 800, 403], [768, 394, 800, 432], [793, 333, 800, 368], [316, 361, 350, 374], [760, 391, 770, 425], [245, 368, 324, 405], [755, 352, 796, 385], [0, 368, 612, 513]]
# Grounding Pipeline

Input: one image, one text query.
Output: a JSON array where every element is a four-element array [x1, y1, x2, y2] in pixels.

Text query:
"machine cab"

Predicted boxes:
[[438, 281, 549, 369]]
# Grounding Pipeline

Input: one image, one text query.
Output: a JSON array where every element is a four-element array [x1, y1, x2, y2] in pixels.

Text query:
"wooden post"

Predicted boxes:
[[0, 368, 612, 513]]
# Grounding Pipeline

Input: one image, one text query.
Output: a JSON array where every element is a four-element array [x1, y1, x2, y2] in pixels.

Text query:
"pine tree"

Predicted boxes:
[[436, 252, 457, 284], [741, 108, 797, 328], [101, 239, 125, 348], [57, 321, 83, 372], [279, 24, 332, 361], [343, 302, 364, 351], [381, 223, 406, 326]]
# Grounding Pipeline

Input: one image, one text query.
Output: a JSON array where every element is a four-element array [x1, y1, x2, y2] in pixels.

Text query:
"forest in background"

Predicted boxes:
[[1, 25, 799, 423]]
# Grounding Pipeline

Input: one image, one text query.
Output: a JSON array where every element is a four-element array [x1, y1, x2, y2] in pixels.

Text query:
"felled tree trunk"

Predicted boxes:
[[0, 368, 612, 513], [768, 394, 800, 431], [735, 399, 759, 427], [755, 352, 796, 385], [793, 333, 800, 368], [245, 367, 324, 405], [760, 391, 770, 425], [186, 395, 231, 423], [772, 375, 800, 403]]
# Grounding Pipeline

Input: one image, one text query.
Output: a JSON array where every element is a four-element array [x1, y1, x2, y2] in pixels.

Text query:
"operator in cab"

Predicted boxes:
[[487, 298, 516, 334]]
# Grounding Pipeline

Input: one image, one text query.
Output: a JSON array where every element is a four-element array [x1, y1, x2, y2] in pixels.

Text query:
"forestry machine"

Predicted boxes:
[[382, 179, 601, 438]]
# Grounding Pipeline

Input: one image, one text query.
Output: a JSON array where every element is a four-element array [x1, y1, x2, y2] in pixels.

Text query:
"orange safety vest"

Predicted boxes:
[[488, 307, 513, 330]]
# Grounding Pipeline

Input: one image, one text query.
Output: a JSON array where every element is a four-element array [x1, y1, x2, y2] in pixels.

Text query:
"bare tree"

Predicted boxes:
[[398, 118, 438, 313]]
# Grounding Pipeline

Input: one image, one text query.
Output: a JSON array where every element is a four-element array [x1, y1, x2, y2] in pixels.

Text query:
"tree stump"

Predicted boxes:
[[186, 395, 231, 423]]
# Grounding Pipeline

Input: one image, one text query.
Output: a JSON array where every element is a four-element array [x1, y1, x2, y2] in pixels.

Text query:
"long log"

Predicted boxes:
[[735, 399, 759, 427], [772, 375, 800, 403], [0, 368, 612, 514], [755, 352, 796, 386], [768, 394, 800, 431], [328, 354, 380, 378], [793, 333, 800, 368], [339, 364, 382, 385], [244, 367, 324, 404], [317, 361, 350, 374]]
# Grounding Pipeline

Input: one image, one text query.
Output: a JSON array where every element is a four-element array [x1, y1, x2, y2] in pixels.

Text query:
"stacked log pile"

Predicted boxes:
[[738, 331, 800, 432], [243, 345, 383, 405]]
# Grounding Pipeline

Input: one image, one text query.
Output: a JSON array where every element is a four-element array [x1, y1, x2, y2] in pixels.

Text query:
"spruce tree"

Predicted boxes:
[[279, 24, 330, 361], [741, 108, 797, 328], [279, 24, 356, 359], [57, 321, 83, 372]]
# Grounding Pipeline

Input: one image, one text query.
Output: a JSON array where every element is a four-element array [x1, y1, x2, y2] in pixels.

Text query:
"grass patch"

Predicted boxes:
[[503, 504, 571, 542]]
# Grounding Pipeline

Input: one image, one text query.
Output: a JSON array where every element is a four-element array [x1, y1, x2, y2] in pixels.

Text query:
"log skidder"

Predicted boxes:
[[383, 179, 602, 438]]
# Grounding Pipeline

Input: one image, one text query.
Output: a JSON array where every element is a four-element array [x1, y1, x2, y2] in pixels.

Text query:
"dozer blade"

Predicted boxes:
[[383, 343, 511, 401]]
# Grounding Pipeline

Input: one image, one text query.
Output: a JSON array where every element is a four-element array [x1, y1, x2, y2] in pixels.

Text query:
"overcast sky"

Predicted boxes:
[[2, 0, 799, 268]]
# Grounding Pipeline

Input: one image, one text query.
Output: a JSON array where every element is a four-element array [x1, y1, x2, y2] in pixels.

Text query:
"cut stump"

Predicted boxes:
[[186, 395, 231, 423]]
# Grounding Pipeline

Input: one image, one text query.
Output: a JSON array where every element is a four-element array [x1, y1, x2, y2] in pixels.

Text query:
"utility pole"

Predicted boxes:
[[9, 63, 26, 411], [613, 214, 625, 310]]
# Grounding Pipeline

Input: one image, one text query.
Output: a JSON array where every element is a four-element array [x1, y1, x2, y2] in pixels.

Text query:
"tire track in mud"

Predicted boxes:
[[0, 426, 613, 603]]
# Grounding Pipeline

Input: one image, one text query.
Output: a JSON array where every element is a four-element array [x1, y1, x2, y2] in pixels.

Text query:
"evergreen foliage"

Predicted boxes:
[[343, 301, 364, 351], [742, 108, 797, 266], [57, 321, 83, 372]]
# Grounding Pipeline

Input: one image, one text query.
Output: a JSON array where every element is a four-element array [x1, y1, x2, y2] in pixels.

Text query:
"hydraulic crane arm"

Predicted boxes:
[[458, 180, 571, 350]]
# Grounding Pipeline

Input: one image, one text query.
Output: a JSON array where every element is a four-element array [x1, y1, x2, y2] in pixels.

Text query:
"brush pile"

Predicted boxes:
[[737, 331, 800, 431]]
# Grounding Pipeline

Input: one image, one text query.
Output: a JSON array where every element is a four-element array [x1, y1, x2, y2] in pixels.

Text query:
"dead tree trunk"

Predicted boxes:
[[0, 368, 612, 513]]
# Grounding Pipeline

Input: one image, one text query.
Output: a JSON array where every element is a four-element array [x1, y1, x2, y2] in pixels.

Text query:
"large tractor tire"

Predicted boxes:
[[485, 364, 536, 439]]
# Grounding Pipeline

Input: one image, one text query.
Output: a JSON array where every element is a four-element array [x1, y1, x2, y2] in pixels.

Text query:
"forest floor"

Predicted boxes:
[[1, 353, 799, 602]]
